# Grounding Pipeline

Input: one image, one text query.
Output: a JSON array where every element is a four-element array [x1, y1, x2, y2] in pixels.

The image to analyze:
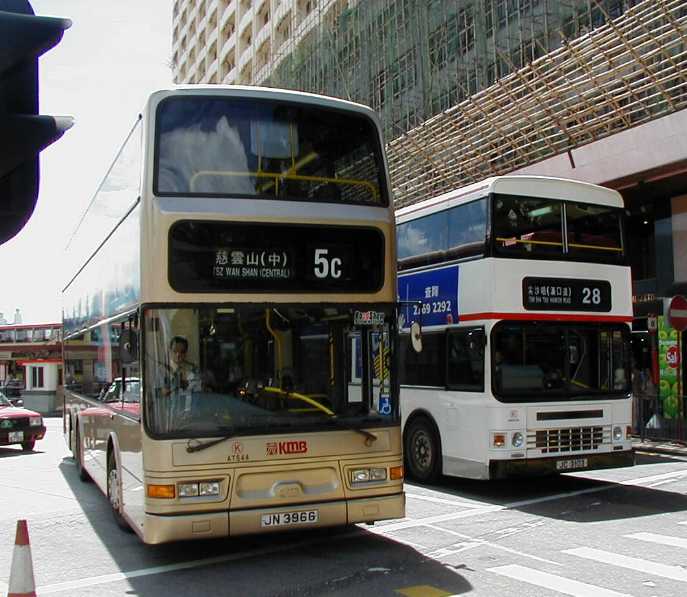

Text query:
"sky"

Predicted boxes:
[[0, 0, 173, 324]]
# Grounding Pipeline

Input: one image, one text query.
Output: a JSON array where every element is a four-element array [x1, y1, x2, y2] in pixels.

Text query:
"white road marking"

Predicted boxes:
[[625, 532, 687, 549], [18, 462, 687, 594], [405, 491, 486, 508], [621, 469, 687, 486], [373, 485, 610, 534], [488, 564, 632, 597], [424, 523, 561, 566], [35, 530, 360, 594], [427, 541, 483, 558], [563, 547, 687, 582], [679, 520, 687, 525]]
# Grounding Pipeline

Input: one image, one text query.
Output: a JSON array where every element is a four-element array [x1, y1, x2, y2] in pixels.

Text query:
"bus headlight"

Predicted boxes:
[[29, 416, 42, 427], [613, 426, 623, 441], [178, 482, 199, 498], [511, 432, 524, 448], [177, 481, 221, 498], [199, 481, 221, 497], [351, 468, 387, 484]]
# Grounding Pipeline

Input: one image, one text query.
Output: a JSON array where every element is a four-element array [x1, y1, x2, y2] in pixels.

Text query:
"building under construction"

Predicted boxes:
[[172, 0, 686, 205], [172, 0, 687, 441]]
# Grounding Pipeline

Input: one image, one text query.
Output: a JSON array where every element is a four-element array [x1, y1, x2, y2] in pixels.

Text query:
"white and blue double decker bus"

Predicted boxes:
[[396, 175, 634, 481]]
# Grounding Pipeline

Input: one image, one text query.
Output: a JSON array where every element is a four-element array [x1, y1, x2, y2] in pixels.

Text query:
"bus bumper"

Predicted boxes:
[[141, 492, 405, 544], [489, 449, 635, 480]]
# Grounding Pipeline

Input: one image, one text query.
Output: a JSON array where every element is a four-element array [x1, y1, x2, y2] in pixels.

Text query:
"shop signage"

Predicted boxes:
[[666, 345, 681, 369]]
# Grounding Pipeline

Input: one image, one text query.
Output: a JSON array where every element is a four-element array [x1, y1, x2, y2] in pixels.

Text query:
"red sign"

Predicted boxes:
[[666, 345, 681, 369], [266, 440, 308, 456], [667, 295, 687, 332]]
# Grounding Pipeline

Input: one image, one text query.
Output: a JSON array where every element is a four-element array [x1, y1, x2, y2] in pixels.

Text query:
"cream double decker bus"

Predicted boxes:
[[63, 86, 404, 544], [396, 176, 634, 481]]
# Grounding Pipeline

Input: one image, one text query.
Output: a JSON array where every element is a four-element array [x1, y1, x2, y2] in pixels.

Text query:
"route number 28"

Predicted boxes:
[[314, 248, 342, 279], [582, 287, 602, 305]]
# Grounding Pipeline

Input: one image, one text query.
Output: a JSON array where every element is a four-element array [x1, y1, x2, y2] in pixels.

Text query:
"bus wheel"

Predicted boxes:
[[405, 417, 441, 483], [107, 452, 131, 532], [21, 439, 35, 451], [74, 426, 90, 482]]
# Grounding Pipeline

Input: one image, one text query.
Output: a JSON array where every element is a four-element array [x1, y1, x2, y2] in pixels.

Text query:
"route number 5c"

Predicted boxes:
[[314, 248, 342, 279]]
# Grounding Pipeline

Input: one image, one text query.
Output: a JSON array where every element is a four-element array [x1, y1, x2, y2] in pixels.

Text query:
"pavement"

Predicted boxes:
[[632, 437, 687, 456]]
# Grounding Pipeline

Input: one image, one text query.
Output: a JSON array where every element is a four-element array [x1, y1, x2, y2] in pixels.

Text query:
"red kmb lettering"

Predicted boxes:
[[278, 440, 307, 454]]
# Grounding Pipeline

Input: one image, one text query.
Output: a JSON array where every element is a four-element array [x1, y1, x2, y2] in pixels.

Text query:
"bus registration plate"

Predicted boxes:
[[261, 509, 319, 528], [9, 431, 23, 442], [556, 458, 588, 471]]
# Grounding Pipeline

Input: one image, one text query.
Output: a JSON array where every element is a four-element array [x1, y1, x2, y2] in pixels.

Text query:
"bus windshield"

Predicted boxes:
[[492, 322, 631, 402], [154, 96, 387, 205], [144, 305, 397, 438], [493, 194, 624, 262]]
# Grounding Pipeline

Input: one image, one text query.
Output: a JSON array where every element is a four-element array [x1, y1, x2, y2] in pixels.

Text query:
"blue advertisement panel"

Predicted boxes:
[[398, 265, 459, 329]]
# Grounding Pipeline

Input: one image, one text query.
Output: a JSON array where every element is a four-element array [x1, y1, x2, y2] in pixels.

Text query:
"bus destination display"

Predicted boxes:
[[169, 221, 383, 293], [522, 277, 611, 312], [213, 248, 293, 281]]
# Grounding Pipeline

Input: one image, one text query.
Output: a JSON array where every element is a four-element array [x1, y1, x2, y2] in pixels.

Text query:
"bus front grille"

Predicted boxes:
[[528, 426, 609, 453]]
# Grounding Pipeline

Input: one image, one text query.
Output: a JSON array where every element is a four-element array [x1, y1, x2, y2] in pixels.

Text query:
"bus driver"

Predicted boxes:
[[163, 336, 201, 401]]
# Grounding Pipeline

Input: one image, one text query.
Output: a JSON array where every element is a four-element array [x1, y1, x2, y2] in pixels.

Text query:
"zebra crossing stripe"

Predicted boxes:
[[563, 547, 687, 582], [625, 532, 687, 549], [488, 564, 632, 596]]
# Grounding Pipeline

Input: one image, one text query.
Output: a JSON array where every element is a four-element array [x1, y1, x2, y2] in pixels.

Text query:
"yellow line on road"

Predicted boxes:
[[396, 585, 455, 597]]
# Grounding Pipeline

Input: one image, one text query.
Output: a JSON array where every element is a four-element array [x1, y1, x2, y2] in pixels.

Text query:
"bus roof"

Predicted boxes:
[[395, 175, 623, 222], [145, 85, 380, 120]]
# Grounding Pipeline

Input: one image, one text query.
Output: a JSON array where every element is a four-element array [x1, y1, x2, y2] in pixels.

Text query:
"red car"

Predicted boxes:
[[0, 391, 46, 451]]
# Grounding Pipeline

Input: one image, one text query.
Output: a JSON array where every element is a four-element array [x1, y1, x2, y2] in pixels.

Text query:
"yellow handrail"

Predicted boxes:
[[262, 386, 335, 416], [189, 169, 379, 201]]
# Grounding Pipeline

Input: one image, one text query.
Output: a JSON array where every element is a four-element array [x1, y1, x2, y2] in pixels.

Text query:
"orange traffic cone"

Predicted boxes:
[[7, 519, 36, 597]]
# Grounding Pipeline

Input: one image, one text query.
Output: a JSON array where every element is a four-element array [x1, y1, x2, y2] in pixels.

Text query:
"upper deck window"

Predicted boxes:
[[493, 194, 624, 263], [154, 96, 388, 205], [397, 198, 487, 266]]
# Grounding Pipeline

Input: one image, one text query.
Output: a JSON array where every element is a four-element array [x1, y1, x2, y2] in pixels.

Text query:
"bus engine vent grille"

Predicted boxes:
[[528, 426, 609, 453]]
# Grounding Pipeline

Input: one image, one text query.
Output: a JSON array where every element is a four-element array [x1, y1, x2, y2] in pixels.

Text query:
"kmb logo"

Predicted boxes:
[[266, 440, 308, 456]]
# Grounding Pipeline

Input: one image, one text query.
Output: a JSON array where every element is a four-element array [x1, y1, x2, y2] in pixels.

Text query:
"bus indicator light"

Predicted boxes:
[[492, 433, 506, 448], [389, 465, 404, 480], [147, 484, 175, 499]]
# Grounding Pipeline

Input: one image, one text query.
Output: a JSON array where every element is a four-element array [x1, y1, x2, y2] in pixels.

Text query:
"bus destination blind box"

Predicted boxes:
[[169, 221, 384, 293], [522, 277, 611, 312]]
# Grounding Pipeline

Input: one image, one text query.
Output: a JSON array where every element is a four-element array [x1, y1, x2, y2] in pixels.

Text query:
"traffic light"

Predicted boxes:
[[0, 0, 73, 244]]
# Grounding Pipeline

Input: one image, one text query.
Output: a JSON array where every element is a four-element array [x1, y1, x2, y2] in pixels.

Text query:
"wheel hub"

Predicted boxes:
[[413, 430, 432, 471], [108, 468, 121, 511]]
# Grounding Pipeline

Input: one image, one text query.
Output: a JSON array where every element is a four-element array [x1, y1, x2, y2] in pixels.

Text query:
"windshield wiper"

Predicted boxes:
[[328, 416, 379, 445], [185, 427, 235, 453]]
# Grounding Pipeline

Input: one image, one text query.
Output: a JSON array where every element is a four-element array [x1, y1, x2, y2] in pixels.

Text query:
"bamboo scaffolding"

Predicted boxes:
[[388, 0, 687, 207]]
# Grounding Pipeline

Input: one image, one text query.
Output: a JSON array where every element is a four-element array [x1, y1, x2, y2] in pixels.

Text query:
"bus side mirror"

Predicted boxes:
[[119, 329, 138, 364], [410, 321, 423, 353]]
